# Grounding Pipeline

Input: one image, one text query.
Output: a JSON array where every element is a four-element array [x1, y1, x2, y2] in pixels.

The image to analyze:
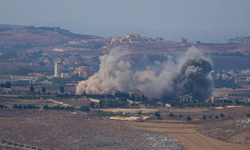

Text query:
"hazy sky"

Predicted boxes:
[[0, 0, 250, 32]]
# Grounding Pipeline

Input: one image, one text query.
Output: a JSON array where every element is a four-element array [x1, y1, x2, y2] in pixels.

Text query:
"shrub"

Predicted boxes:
[[187, 116, 192, 121], [215, 115, 219, 119], [246, 114, 250, 117], [155, 112, 161, 117], [169, 112, 174, 117], [179, 115, 183, 118], [138, 111, 142, 115], [203, 115, 207, 120], [220, 113, 225, 117], [89, 102, 95, 108], [80, 106, 90, 112], [209, 115, 213, 119]]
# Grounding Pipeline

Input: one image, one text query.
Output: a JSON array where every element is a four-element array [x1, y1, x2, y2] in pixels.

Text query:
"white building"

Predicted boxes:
[[54, 61, 62, 77]]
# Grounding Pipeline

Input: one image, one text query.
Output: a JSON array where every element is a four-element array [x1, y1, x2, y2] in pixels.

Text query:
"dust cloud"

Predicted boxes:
[[76, 46, 213, 100]]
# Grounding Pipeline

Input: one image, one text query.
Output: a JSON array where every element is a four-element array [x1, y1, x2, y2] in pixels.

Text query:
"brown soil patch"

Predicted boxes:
[[129, 121, 250, 150], [162, 108, 209, 113], [100, 108, 159, 114]]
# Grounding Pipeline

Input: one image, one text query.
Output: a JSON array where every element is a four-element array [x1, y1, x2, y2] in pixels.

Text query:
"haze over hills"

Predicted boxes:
[[33, 22, 250, 43]]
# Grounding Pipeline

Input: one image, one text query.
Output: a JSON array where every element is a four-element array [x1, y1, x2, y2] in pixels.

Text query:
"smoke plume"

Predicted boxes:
[[76, 46, 213, 100]]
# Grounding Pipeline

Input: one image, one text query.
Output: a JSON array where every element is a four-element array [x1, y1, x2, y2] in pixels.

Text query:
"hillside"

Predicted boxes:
[[0, 25, 101, 49]]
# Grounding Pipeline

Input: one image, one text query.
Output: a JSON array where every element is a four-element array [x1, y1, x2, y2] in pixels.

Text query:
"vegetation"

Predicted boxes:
[[169, 112, 174, 117], [1, 81, 12, 88], [42, 87, 46, 95], [203, 115, 207, 120], [213, 78, 242, 88], [13, 104, 39, 109], [155, 112, 161, 117], [30, 86, 35, 92], [220, 113, 225, 117], [99, 99, 129, 108], [187, 116, 192, 121], [60, 85, 64, 93], [80, 106, 90, 112], [89, 102, 95, 108]]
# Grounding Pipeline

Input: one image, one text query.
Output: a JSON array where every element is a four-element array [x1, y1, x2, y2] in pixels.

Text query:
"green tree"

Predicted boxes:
[[42, 87, 46, 95], [215, 115, 219, 119], [99, 99, 105, 108], [179, 115, 183, 118], [39, 61, 45, 66], [187, 116, 192, 121], [37, 90, 41, 94], [89, 102, 95, 108], [5, 81, 11, 88], [169, 112, 174, 117], [203, 115, 207, 120], [246, 114, 250, 117], [138, 111, 142, 115], [30, 86, 35, 92], [220, 113, 225, 117], [155, 112, 161, 117], [80, 106, 90, 112], [0, 83, 5, 88], [43, 104, 49, 110], [60, 85, 64, 93]]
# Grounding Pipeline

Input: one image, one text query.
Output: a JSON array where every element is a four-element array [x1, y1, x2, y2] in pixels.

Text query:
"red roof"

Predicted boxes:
[[56, 61, 62, 64], [134, 101, 142, 104], [78, 66, 89, 68], [35, 73, 43, 76], [133, 89, 144, 94], [205, 98, 211, 102], [126, 33, 140, 36], [147, 97, 153, 99], [213, 95, 218, 97]]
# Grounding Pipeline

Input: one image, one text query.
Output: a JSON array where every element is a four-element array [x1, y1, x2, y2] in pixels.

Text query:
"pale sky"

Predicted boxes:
[[0, 0, 249, 32]]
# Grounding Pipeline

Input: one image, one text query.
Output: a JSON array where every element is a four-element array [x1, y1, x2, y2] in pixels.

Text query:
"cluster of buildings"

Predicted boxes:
[[109, 33, 165, 45], [54, 60, 94, 78]]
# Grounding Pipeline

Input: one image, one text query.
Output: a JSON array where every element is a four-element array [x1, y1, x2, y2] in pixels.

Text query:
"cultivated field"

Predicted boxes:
[[130, 121, 250, 150]]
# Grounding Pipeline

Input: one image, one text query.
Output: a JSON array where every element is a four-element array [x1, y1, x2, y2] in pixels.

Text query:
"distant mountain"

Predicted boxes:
[[0, 24, 24, 29]]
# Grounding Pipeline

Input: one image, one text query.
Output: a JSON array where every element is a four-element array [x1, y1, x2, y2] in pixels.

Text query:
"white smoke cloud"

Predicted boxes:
[[76, 46, 213, 100]]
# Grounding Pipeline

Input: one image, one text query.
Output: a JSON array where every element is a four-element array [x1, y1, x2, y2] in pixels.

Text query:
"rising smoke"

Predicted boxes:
[[76, 46, 213, 100]]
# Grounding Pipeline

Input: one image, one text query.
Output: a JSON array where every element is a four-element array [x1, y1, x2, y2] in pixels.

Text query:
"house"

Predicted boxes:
[[211, 95, 219, 103], [129, 89, 144, 100], [179, 95, 198, 103], [204, 98, 211, 103]]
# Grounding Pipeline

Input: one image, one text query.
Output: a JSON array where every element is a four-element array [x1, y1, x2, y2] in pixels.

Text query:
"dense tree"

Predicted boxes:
[[187, 116, 192, 121], [80, 106, 90, 112], [169, 112, 174, 117], [5, 81, 11, 88], [89, 102, 95, 108], [42, 87, 46, 95], [60, 85, 64, 93], [30, 86, 35, 92], [155, 112, 161, 117], [0, 83, 4, 88], [43, 105, 49, 110]]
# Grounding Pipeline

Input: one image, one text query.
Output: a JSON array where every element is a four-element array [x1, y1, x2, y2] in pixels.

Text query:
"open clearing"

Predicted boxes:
[[129, 121, 250, 150], [100, 108, 159, 113]]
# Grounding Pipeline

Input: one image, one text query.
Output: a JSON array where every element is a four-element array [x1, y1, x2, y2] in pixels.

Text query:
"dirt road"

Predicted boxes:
[[129, 120, 250, 150]]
